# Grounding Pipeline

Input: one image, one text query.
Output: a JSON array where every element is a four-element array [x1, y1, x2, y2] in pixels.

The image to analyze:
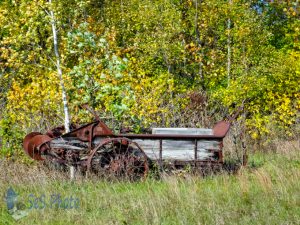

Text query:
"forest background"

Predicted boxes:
[[0, 0, 299, 160]]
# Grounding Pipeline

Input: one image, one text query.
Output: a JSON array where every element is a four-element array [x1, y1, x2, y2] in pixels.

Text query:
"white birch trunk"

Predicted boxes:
[[49, 0, 73, 179], [49, 0, 70, 133]]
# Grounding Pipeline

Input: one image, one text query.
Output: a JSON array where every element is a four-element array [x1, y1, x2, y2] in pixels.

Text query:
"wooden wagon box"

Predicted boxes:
[[118, 121, 230, 167]]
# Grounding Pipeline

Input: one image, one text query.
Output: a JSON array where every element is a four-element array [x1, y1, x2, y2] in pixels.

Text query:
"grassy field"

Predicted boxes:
[[1, 144, 299, 225]]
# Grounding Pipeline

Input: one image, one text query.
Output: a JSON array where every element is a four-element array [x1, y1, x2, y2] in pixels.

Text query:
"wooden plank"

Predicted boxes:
[[162, 140, 194, 151], [162, 150, 214, 160], [152, 128, 213, 135], [133, 139, 160, 152], [132, 139, 219, 161], [50, 138, 88, 150], [133, 139, 160, 160], [197, 140, 220, 150], [142, 149, 215, 160]]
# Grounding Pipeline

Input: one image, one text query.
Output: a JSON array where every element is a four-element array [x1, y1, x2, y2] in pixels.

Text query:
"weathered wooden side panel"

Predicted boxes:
[[49, 136, 222, 161], [132, 139, 160, 160], [132, 139, 221, 161]]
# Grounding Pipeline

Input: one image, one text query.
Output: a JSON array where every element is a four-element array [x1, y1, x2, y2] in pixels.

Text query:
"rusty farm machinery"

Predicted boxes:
[[22, 115, 238, 180]]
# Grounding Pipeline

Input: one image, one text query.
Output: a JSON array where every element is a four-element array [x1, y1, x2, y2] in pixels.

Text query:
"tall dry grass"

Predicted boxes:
[[0, 140, 299, 225]]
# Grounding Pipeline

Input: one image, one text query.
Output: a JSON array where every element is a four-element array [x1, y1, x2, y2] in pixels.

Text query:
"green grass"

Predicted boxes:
[[1, 150, 299, 225]]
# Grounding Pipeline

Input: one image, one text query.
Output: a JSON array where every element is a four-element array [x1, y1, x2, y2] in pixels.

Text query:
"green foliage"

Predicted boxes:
[[0, 0, 299, 159], [0, 115, 24, 159], [66, 22, 133, 121]]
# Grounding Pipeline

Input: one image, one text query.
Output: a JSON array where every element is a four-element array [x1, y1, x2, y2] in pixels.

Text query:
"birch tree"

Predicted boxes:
[[48, 0, 74, 178], [48, 0, 70, 133]]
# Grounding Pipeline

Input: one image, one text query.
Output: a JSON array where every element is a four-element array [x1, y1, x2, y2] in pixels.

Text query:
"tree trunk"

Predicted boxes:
[[49, 0, 73, 179], [49, 0, 70, 133]]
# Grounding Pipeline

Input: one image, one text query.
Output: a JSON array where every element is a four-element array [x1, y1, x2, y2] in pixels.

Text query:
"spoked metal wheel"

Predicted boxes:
[[87, 138, 149, 180]]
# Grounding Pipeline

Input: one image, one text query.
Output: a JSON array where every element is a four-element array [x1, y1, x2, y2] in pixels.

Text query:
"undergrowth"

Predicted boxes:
[[0, 146, 299, 225]]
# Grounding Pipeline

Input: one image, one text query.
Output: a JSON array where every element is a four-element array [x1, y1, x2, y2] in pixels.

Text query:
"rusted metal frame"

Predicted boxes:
[[116, 134, 226, 140], [127, 139, 151, 178], [86, 137, 124, 171], [212, 121, 231, 137], [85, 137, 149, 173], [62, 121, 99, 137], [64, 119, 231, 140], [88, 123, 97, 150], [61, 120, 113, 141]]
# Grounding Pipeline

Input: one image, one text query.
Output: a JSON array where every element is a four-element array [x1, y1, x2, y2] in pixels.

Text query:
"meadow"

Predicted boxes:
[[1, 1, 299, 224], [1, 141, 299, 225]]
